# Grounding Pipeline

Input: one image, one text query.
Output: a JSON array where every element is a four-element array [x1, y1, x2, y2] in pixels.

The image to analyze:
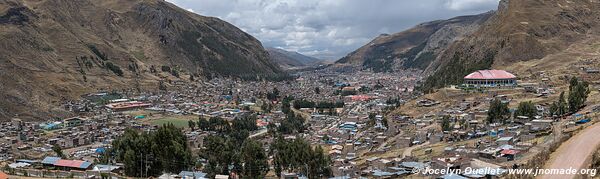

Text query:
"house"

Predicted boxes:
[[531, 119, 553, 130], [496, 137, 514, 146], [500, 149, 520, 161], [396, 137, 412, 148], [339, 122, 358, 130], [0, 171, 8, 179], [479, 148, 501, 159], [105, 101, 152, 111], [64, 117, 86, 128], [178, 171, 207, 179], [417, 99, 440, 107], [92, 165, 121, 172], [281, 172, 307, 179]]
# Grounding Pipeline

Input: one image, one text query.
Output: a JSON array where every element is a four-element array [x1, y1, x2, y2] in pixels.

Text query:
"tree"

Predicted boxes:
[[568, 77, 590, 113], [270, 137, 331, 178], [515, 101, 537, 119], [487, 99, 509, 124], [110, 125, 193, 177], [105, 62, 123, 76], [367, 113, 377, 127], [322, 134, 330, 142], [197, 117, 210, 131], [278, 111, 306, 135], [381, 117, 389, 129], [308, 145, 332, 178], [267, 88, 280, 101], [550, 92, 568, 117], [52, 144, 65, 158], [441, 116, 451, 132], [188, 120, 196, 131], [171, 69, 180, 78], [200, 135, 236, 178], [261, 102, 272, 112], [240, 139, 269, 179]]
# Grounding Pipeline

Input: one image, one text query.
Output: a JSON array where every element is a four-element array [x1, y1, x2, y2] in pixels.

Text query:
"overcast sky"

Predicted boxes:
[[166, 0, 499, 60]]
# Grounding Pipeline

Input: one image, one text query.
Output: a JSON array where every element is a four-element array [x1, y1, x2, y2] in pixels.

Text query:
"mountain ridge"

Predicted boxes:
[[266, 47, 324, 69], [334, 11, 493, 72], [421, 0, 600, 91], [0, 0, 284, 121]]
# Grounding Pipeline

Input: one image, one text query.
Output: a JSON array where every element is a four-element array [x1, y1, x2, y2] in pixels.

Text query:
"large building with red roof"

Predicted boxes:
[[464, 70, 516, 87], [42, 156, 93, 170]]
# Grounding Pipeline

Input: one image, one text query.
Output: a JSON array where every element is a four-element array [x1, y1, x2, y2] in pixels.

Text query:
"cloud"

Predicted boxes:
[[166, 0, 499, 60], [445, 0, 500, 11]]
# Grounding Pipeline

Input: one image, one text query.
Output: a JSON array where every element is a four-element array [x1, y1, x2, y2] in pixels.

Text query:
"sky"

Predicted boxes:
[[166, 0, 499, 60]]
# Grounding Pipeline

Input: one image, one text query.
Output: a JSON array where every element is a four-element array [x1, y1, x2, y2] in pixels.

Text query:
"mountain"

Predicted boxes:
[[335, 12, 493, 72], [266, 47, 324, 69], [421, 0, 600, 91], [0, 0, 283, 121]]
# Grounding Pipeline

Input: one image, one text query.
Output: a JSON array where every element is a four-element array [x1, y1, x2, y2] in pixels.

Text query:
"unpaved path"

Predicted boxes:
[[540, 122, 600, 179]]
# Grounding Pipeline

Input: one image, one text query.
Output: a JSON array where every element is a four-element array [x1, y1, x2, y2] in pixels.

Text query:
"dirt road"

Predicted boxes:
[[540, 122, 600, 179]]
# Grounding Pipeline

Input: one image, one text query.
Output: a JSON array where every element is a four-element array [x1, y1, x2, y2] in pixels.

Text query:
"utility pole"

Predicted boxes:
[[140, 153, 143, 178]]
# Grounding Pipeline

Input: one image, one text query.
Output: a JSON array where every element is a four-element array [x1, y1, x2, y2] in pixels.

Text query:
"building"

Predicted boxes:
[[105, 101, 152, 111], [464, 70, 517, 87], [41, 156, 93, 170], [0, 171, 8, 179], [64, 117, 86, 128], [178, 171, 207, 179]]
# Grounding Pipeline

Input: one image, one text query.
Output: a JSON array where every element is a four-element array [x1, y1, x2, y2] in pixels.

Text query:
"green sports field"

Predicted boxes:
[[150, 116, 196, 128]]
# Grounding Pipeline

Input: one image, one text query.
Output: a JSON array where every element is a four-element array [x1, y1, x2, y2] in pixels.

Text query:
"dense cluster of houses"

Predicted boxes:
[[3, 67, 595, 178]]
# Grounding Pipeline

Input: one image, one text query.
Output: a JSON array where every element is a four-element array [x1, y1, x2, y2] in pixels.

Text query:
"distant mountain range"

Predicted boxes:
[[336, 0, 600, 91], [267, 47, 326, 69], [0, 0, 283, 120]]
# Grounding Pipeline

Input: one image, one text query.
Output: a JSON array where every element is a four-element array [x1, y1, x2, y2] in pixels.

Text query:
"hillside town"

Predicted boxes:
[[4, 0, 600, 179], [1, 66, 599, 178]]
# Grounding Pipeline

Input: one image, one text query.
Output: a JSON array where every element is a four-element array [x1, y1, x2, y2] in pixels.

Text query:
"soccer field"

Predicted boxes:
[[150, 116, 195, 128]]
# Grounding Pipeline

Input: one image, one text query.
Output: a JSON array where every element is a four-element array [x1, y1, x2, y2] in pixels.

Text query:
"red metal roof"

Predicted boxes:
[[54, 159, 85, 168], [501, 149, 520, 155], [464, 70, 516, 80], [0, 171, 8, 179]]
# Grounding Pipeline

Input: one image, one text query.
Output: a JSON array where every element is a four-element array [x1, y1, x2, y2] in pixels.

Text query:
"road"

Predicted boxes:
[[402, 141, 430, 158], [540, 122, 600, 179]]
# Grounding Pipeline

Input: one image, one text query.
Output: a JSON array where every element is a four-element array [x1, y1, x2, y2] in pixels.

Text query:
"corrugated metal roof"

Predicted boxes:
[[464, 70, 516, 80], [41, 157, 61, 165], [54, 159, 92, 169]]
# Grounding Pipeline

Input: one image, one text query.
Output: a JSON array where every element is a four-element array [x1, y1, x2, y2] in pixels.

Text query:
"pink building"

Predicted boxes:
[[464, 70, 516, 87]]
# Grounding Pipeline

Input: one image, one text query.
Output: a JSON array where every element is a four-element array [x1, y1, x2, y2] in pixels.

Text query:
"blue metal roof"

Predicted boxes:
[[372, 170, 394, 177], [441, 174, 469, 179], [400, 162, 428, 169], [80, 161, 93, 169], [41, 157, 61, 165], [95, 147, 106, 154]]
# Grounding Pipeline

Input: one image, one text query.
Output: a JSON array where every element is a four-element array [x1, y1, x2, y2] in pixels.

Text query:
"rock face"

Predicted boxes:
[[421, 0, 600, 90], [0, 0, 283, 120], [335, 12, 493, 72], [266, 47, 324, 69]]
